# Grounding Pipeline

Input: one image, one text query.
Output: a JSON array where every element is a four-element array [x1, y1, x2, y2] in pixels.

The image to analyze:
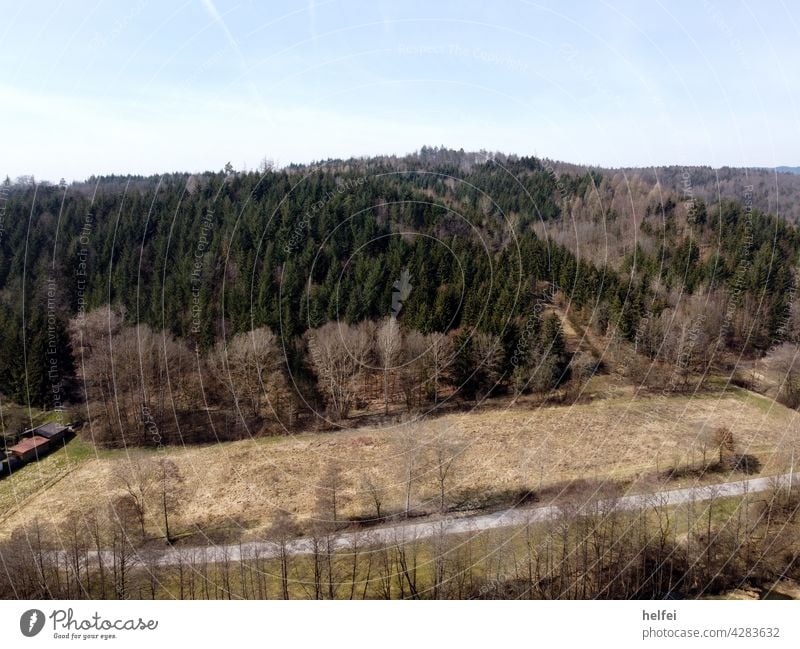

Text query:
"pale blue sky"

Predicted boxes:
[[2, 0, 799, 180]]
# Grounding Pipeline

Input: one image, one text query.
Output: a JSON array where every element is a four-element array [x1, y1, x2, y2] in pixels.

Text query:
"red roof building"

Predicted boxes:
[[8, 435, 52, 463]]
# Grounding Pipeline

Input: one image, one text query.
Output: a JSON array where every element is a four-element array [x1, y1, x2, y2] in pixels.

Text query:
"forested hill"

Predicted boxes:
[[547, 161, 800, 222], [0, 152, 609, 344], [1, 148, 799, 422]]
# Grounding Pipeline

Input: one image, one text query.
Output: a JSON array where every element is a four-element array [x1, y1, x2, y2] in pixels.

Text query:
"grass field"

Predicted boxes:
[[1, 384, 798, 542], [0, 437, 96, 519]]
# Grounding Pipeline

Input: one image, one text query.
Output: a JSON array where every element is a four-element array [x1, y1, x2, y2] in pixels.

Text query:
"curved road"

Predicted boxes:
[[130, 472, 798, 566]]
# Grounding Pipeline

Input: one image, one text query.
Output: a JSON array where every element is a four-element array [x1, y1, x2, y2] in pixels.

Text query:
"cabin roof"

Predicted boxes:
[[8, 435, 50, 454], [22, 422, 69, 439]]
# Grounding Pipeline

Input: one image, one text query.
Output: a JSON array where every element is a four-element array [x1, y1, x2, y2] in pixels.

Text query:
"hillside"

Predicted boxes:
[[2, 149, 800, 451], [2, 383, 797, 543], [547, 161, 800, 222]]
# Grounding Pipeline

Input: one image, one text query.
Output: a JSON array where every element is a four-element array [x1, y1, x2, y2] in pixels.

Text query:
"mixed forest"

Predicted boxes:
[[1, 148, 800, 446]]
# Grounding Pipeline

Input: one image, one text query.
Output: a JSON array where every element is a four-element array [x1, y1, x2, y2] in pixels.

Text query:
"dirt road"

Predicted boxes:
[[127, 472, 797, 565]]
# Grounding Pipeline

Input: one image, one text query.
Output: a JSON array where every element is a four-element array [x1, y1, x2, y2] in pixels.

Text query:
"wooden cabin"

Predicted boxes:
[[7, 435, 53, 463], [20, 422, 69, 443]]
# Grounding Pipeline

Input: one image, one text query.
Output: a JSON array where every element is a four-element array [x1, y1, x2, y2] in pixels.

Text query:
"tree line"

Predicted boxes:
[[2, 475, 797, 599], [1, 149, 799, 419], [66, 303, 569, 446]]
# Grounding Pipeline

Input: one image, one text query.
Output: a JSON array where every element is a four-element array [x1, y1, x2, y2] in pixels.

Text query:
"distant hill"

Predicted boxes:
[[545, 161, 800, 222], [1, 146, 799, 442]]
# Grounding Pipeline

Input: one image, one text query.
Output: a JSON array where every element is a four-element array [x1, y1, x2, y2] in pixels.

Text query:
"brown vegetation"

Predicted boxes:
[[2, 388, 797, 542], [2, 478, 798, 600]]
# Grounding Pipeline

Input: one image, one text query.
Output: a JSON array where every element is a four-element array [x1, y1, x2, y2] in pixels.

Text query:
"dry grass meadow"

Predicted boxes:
[[2, 382, 799, 542]]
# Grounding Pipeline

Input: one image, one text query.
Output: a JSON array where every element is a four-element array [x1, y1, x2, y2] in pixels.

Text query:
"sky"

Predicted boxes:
[[1, 0, 800, 181]]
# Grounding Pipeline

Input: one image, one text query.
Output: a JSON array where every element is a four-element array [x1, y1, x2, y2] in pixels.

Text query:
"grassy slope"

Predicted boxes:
[[1, 384, 798, 541], [0, 436, 96, 518]]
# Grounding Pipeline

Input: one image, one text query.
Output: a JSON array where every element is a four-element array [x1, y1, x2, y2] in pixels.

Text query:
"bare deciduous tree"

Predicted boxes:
[[426, 332, 453, 404], [315, 460, 346, 527], [208, 327, 287, 419], [396, 426, 425, 518], [107, 497, 138, 599], [268, 510, 299, 600], [157, 458, 182, 544], [70, 308, 196, 446], [398, 330, 428, 409], [425, 421, 466, 513], [377, 317, 402, 415], [116, 461, 153, 539], [767, 343, 800, 409], [361, 471, 386, 521], [305, 321, 373, 420], [711, 426, 736, 465]]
